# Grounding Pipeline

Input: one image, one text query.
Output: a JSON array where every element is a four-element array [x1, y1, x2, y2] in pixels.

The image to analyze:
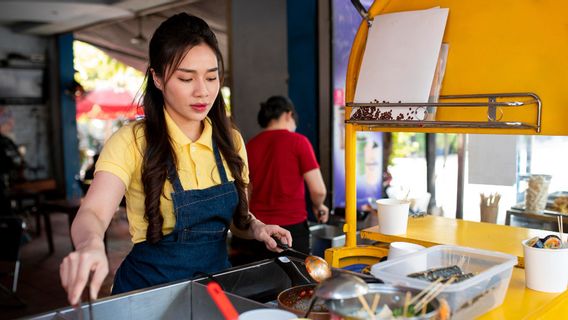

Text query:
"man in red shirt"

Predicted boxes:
[[231, 96, 328, 262]]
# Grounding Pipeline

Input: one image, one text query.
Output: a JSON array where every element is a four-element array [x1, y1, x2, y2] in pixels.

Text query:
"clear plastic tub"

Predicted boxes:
[[370, 245, 517, 319]]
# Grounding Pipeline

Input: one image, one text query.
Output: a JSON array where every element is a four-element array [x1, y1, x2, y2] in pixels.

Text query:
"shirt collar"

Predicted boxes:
[[165, 110, 213, 150]]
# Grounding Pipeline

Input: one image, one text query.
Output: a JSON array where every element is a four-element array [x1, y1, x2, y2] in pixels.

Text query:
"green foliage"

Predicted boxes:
[[73, 41, 144, 92], [437, 133, 459, 155], [391, 132, 425, 162], [389, 133, 458, 165]]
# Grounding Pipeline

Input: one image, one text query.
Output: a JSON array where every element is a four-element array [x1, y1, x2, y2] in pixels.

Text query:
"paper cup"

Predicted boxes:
[[388, 242, 425, 260], [376, 199, 410, 235], [239, 309, 297, 320], [522, 238, 568, 293], [387, 242, 426, 274]]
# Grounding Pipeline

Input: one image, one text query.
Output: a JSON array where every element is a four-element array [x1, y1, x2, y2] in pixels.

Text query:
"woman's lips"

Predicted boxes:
[[190, 104, 208, 112]]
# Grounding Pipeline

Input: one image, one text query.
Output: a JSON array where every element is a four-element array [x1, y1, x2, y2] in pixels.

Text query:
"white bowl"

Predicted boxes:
[[239, 308, 297, 320]]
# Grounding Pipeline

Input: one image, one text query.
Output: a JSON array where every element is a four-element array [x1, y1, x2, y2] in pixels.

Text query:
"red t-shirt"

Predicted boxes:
[[246, 130, 319, 226]]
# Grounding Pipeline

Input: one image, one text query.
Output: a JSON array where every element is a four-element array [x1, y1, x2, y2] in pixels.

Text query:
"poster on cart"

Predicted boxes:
[[332, 0, 383, 209]]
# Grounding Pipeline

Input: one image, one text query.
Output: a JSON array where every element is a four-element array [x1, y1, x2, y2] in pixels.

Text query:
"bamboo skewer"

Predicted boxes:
[[408, 277, 444, 306], [357, 295, 376, 320], [415, 277, 457, 311], [403, 291, 411, 317], [558, 215, 564, 247], [370, 293, 381, 313]]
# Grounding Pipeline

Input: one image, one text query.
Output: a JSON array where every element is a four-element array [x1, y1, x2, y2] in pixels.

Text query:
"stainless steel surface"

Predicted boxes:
[[310, 224, 370, 257], [325, 284, 440, 320], [27, 280, 191, 320], [28, 258, 379, 320], [345, 92, 542, 132], [315, 274, 369, 300], [26, 268, 272, 320], [191, 282, 266, 320]]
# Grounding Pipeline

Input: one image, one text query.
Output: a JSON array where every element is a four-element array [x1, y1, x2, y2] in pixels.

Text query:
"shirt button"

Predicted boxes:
[[190, 145, 196, 152]]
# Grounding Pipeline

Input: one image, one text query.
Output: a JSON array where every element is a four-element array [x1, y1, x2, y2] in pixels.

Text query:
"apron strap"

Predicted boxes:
[[212, 140, 229, 184]]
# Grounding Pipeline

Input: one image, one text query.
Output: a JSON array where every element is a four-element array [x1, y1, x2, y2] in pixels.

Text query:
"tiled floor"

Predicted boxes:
[[0, 211, 132, 320]]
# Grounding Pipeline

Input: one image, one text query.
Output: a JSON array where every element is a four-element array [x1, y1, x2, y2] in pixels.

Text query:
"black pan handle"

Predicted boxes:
[[275, 256, 312, 286]]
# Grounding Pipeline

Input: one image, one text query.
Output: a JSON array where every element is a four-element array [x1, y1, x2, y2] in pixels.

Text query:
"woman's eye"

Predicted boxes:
[[179, 78, 192, 82], [207, 77, 218, 81]]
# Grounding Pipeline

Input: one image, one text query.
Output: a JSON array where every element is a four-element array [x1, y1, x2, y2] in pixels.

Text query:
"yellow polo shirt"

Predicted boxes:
[[95, 111, 249, 243]]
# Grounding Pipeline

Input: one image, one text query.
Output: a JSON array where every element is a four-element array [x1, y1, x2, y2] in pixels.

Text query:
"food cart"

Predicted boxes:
[[325, 0, 568, 318]]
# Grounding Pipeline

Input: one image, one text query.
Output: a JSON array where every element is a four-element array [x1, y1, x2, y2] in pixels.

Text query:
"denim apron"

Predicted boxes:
[[112, 142, 237, 294]]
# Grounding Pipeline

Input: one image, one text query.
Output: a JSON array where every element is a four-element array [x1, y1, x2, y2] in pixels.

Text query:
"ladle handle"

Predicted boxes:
[[272, 235, 290, 250], [272, 236, 310, 258]]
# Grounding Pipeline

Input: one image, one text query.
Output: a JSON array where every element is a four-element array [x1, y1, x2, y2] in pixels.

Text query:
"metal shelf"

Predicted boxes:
[[346, 92, 542, 132]]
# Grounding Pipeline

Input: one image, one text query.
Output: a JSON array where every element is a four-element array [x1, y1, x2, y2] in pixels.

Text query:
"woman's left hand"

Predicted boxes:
[[251, 220, 292, 252]]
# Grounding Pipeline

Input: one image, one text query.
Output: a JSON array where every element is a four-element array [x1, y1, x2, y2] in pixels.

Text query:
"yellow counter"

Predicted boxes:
[[353, 215, 568, 319], [361, 215, 552, 268], [480, 268, 567, 320]]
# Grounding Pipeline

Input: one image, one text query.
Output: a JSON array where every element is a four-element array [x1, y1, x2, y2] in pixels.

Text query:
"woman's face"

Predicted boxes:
[[155, 43, 220, 127]]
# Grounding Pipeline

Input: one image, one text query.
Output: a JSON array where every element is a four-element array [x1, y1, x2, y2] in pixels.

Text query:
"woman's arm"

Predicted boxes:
[[60, 172, 126, 305], [304, 168, 329, 223]]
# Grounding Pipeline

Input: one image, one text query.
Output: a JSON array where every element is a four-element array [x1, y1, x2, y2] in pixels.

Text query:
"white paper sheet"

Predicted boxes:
[[468, 134, 518, 186], [352, 8, 449, 121]]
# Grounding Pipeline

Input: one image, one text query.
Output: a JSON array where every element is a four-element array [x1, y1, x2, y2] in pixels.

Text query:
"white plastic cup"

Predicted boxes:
[[388, 242, 425, 260], [239, 309, 297, 320], [387, 242, 427, 275], [376, 199, 410, 235], [522, 238, 568, 293]]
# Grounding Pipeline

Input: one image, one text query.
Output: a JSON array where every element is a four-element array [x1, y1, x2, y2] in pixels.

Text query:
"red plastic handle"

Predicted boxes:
[[206, 281, 239, 320]]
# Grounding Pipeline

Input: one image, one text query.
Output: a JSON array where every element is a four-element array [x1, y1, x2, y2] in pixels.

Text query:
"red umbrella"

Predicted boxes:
[[76, 88, 143, 120]]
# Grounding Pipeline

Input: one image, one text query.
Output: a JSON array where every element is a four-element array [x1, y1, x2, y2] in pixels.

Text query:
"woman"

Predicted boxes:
[[59, 14, 292, 305], [233, 96, 328, 262]]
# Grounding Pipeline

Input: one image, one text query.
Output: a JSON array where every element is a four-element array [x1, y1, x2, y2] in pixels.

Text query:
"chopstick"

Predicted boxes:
[[403, 291, 411, 317], [415, 277, 457, 311], [558, 215, 564, 247], [370, 293, 381, 312], [407, 277, 444, 306], [357, 294, 376, 320]]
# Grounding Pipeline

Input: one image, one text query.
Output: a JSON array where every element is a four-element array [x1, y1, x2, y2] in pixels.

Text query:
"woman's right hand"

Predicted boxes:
[[60, 239, 108, 305], [313, 204, 330, 223]]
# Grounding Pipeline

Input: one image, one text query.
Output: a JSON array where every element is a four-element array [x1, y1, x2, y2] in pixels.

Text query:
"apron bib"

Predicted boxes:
[[112, 141, 237, 294]]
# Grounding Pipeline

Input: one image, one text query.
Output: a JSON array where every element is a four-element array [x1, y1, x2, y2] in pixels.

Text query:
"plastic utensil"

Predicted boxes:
[[206, 281, 239, 320]]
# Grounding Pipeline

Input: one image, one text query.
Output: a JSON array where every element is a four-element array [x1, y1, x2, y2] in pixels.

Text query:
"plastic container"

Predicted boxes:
[[370, 245, 517, 319]]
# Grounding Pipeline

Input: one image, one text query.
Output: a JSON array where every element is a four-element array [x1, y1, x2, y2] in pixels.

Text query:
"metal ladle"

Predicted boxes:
[[314, 273, 369, 300], [272, 237, 332, 282]]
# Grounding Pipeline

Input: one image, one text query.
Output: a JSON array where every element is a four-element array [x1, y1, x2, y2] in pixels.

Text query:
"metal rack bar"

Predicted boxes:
[[345, 92, 542, 132], [346, 120, 537, 130]]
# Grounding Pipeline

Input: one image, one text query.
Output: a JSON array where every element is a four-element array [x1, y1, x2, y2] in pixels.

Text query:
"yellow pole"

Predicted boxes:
[[344, 0, 391, 247]]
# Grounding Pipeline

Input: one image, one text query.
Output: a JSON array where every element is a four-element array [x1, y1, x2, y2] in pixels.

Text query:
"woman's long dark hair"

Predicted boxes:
[[135, 13, 251, 244]]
